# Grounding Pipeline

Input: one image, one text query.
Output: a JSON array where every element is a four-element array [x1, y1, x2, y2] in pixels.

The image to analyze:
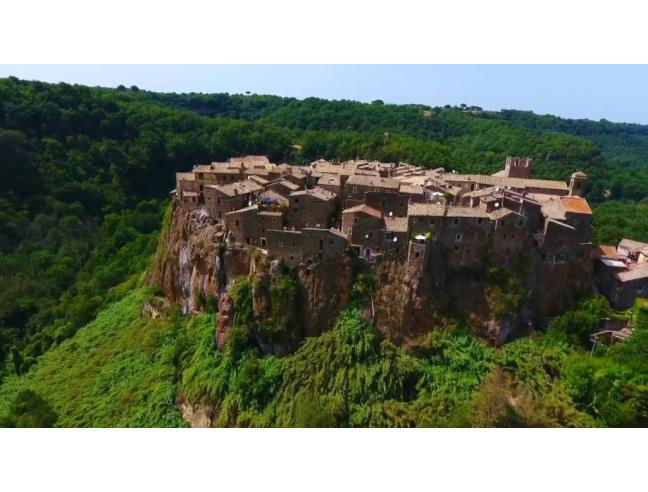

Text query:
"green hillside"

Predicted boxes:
[[1, 273, 645, 427]]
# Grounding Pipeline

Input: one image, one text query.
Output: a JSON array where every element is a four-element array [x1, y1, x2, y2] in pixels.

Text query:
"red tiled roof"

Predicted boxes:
[[560, 196, 592, 215]]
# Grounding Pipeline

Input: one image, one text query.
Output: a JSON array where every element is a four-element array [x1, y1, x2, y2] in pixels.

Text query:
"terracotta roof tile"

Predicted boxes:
[[342, 204, 383, 219], [560, 196, 592, 215], [408, 202, 446, 216]]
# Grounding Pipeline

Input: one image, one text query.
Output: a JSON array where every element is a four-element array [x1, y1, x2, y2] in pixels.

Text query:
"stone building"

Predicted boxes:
[[285, 187, 337, 230], [344, 174, 400, 208], [441, 207, 493, 268], [594, 239, 648, 309], [267, 178, 302, 197], [203, 180, 263, 222], [341, 204, 385, 259], [315, 173, 343, 197], [266, 228, 347, 268], [224, 205, 260, 245]]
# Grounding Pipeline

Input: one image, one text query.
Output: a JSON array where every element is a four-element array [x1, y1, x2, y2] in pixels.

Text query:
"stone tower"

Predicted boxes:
[[569, 171, 587, 196], [503, 156, 533, 179]]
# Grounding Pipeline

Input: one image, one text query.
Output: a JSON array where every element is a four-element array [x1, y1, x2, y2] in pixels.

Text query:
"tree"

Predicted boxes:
[[3, 390, 58, 427]]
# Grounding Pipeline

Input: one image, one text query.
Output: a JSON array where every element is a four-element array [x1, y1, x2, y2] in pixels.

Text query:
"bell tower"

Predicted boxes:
[[569, 171, 587, 196]]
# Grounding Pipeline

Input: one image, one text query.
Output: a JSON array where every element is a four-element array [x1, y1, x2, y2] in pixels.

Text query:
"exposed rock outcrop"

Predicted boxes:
[[177, 398, 213, 428], [148, 202, 254, 315]]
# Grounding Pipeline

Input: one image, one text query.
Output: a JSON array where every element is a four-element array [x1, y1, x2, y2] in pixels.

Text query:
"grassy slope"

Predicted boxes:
[[0, 288, 187, 427]]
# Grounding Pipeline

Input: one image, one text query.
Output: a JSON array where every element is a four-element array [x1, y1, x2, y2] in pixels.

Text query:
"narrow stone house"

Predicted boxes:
[[341, 204, 384, 259], [225, 205, 260, 245], [285, 187, 337, 230], [266, 229, 304, 268], [441, 207, 492, 268]]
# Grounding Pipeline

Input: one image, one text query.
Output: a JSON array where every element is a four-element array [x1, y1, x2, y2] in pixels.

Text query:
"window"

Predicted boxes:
[[454, 245, 460, 252], [217, 197, 221, 204], [289, 255, 294, 260], [354, 218, 358, 224], [455, 233, 463, 242], [198, 173, 204, 179], [386, 232, 393, 240], [353, 186, 358, 193], [477, 218, 482, 224], [293, 207, 298, 213], [369, 232, 374, 239], [273, 218, 277, 223], [453, 218, 460, 226], [278, 241, 284, 247], [292, 242, 297, 248], [329, 239, 334, 245], [412, 217, 418, 224], [415, 252, 420, 258], [261, 228, 266, 233], [518, 219, 524, 227], [430, 219, 436, 225], [235, 219, 239, 226], [295, 198, 300, 203]]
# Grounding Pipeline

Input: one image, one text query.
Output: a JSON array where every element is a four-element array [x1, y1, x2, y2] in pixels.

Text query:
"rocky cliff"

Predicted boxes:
[[148, 202, 353, 350]]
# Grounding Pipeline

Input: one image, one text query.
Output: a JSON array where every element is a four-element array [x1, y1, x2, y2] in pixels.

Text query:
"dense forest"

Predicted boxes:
[[0, 77, 646, 427]]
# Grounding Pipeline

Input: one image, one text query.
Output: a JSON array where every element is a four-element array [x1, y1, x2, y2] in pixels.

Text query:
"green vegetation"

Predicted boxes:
[[1, 77, 647, 427], [0, 273, 645, 427], [0, 288, 187, 427]]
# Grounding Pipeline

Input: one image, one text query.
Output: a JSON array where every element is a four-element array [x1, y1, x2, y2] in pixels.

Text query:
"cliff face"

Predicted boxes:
[[372, 247, 594, 344], [148, 202, 253, 315], [148, 203, 353, 348]]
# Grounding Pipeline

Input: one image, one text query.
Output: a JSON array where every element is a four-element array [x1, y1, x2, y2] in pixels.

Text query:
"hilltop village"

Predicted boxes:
[[175, 155, 593, 272], [155, 153, 648, 344]]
